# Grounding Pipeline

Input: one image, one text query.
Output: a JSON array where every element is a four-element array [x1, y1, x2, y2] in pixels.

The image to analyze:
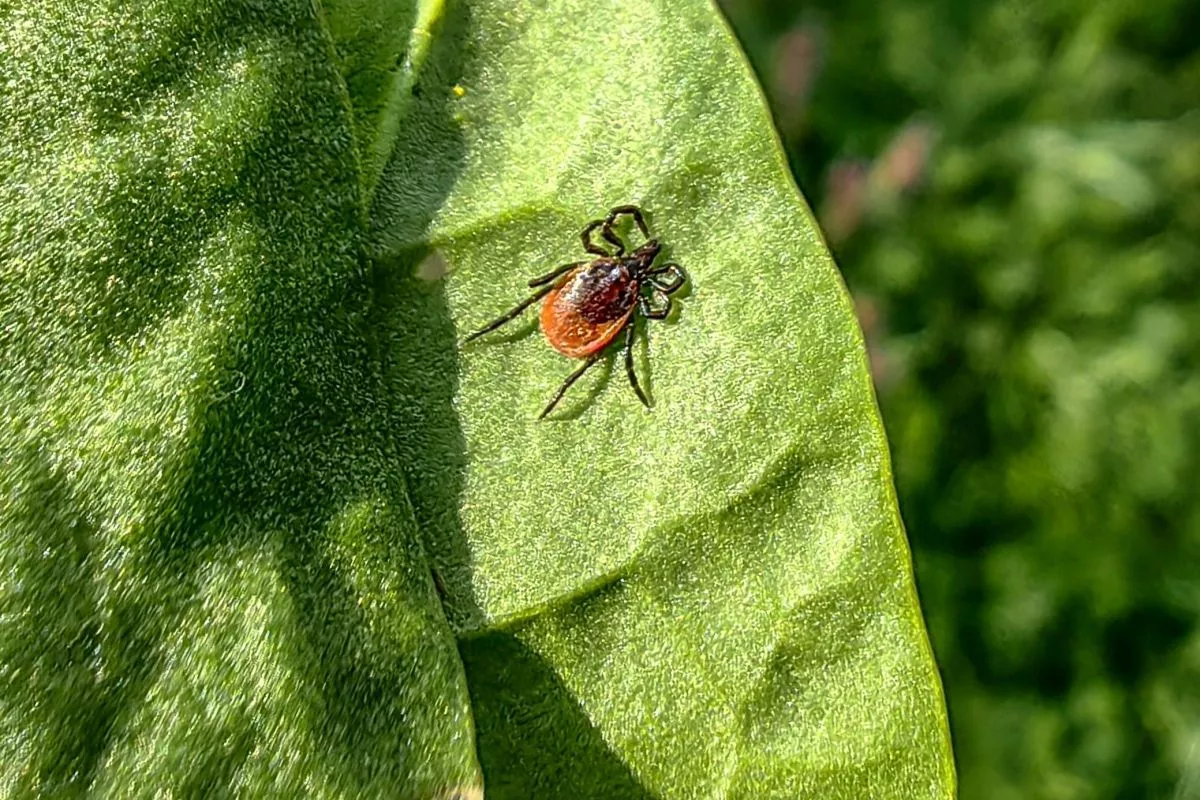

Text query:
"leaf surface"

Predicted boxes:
[[371, 1, 956, 797], [0, 1, 478, 796]]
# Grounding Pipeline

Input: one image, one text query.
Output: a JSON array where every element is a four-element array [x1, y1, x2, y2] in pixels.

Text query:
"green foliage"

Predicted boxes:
[[0, 0, 953, 796], [721, 0, 1200, 796], [0, 0, 477, 796]]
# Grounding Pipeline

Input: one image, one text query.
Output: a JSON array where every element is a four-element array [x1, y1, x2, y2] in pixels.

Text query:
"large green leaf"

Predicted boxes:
[[373, 1, 955, 797], [0, 1, 477, 796], [0, 0, 953, 797]]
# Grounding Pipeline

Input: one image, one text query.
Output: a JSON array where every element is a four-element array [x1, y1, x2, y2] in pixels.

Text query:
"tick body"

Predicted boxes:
[[541, 258, 640, 358], [462, 205, 687, 419]]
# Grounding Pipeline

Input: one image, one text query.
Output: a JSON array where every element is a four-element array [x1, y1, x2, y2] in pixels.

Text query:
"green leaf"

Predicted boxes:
[[370, 1, 955, 797], [0, 0, 952, 798], [0, 1, 477, 796], [321, 0, 445, 203]]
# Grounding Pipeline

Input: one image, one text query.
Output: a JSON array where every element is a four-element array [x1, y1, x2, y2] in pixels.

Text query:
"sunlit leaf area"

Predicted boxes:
[[721, 0, 1200, 797]]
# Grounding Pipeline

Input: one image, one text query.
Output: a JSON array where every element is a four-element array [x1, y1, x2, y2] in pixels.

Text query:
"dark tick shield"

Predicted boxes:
[[462, 205, 687, 419]]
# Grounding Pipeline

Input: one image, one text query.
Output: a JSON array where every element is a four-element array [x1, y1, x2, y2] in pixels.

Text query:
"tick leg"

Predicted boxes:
[[623, 320, 650, 409], [605, 205, 649, 238], [601, 205, 649, 256], [648, 262, 687, 294], [528, 261, 584, 287], [539, 355, 603, 420], [639, 291, 671, 321], [601, 224, 626, 256], [581, 220, 611, 257], [461, 284, 554, 345]]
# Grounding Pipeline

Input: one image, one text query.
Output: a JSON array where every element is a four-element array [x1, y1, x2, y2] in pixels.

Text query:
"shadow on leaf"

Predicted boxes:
[[460, 630, 657, 800]]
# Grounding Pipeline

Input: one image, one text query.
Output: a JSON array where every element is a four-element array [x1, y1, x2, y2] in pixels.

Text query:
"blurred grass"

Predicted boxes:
[[718, 0, 1200, 798]]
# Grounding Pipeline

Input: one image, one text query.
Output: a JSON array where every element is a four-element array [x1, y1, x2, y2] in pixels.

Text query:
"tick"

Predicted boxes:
[[462, 205, 687, 419]]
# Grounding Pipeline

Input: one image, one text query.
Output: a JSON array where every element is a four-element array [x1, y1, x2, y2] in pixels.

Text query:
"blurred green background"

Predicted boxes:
[[717, 0, 1200, 797]]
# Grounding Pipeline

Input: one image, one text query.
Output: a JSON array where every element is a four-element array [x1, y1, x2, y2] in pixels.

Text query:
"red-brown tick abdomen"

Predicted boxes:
[[540, 259, 639, 358]]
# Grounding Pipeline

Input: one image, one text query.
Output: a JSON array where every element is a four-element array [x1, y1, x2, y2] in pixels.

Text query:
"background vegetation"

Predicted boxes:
[[719, 0, 1200, 797]]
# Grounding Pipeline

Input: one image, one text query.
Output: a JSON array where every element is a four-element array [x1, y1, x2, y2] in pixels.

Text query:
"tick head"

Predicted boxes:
[[629, 239, 661, 274]]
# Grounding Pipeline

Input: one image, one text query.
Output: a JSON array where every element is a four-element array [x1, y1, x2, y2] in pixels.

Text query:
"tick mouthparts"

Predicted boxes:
[[637, 239, 662, 261]]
